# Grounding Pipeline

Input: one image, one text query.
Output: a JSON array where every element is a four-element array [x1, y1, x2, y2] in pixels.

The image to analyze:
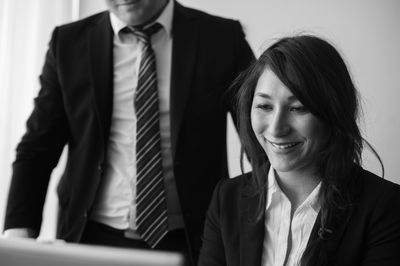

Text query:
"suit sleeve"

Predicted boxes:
[[225, 20, 255, 125], [233, 21, 254, 76], [4, 27, 69, 233], [198, 181, 227, 266], [361, 183, 400, 266]]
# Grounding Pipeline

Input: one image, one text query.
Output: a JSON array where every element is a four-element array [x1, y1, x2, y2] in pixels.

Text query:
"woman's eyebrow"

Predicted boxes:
[[254, 92, 271, 99], [254, 93, 299, 102]]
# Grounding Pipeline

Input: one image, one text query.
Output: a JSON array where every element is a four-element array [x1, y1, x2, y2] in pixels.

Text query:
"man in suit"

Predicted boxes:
[[3, 0, 254, 265]]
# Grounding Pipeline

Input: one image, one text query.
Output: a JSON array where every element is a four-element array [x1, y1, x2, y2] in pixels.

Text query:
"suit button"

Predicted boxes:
[[97, 164, 103, 175]]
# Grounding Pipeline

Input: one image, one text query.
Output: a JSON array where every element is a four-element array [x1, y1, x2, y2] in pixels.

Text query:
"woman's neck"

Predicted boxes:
[[274, 168, 320, 213]]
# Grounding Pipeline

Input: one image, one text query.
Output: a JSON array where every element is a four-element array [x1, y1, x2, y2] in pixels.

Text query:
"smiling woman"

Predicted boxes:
[[250, 69, 328, 181], [250, 68, 328, 213], [198, 35, 400, 266]]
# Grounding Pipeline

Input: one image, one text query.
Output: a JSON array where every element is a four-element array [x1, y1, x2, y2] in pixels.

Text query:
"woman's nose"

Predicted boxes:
[[267, 110, 290, 137]]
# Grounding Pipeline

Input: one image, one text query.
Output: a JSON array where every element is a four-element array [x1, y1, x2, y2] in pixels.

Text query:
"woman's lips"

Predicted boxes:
[[269, 141, 300, 150]]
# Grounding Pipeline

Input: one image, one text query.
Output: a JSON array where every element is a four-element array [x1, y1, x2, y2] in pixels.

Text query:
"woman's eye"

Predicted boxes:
[[290, 105, 309, 113], [256, 104, 273, 111]]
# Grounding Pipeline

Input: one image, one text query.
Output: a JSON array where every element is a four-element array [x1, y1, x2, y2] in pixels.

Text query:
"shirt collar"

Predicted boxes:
[[109, 0, 174, 37], [304, 181, 321, 213], [266, 167, 321, 213], [266, 167, 281, 210]]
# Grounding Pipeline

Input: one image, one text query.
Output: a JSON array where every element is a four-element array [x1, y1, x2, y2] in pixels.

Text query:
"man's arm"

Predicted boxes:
[[4, 27, 69, 233], [226, 20, 255, 123]]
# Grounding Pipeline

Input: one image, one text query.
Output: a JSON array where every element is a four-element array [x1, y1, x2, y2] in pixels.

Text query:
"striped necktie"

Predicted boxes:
[[131, 23, 168, 248]]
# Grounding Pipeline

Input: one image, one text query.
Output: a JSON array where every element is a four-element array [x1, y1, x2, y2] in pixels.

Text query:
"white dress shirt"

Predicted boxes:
[[90, 0, 184, 234], [261, 167, 321, 266]]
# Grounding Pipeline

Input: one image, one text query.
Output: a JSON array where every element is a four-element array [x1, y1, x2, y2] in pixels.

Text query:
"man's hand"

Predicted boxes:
[[3, 228, 38, 238]]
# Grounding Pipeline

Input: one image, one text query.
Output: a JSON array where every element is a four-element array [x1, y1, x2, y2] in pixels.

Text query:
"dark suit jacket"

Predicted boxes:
[[4, 2, 254, 263], [198, 167, 400, 266]]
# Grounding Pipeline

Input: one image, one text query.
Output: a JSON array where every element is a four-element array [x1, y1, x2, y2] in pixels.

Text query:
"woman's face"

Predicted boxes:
[[251, 68, 328, 177]]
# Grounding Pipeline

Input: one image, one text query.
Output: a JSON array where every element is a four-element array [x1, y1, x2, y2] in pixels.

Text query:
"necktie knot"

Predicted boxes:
[[128, 23, 162, 44]]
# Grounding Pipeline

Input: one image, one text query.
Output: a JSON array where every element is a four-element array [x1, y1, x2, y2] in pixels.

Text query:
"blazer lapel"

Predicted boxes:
[[239, 183, 265, 266], [88, 12, 114, 146], [307, 206, 355, 266], [170, 2, 199, 159]]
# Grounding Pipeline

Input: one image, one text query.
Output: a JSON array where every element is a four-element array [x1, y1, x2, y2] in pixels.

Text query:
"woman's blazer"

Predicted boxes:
[[198, 167, 400, 266]]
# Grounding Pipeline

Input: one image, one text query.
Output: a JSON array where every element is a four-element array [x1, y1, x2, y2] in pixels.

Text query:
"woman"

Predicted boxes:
[[198, 35, 400, 266]]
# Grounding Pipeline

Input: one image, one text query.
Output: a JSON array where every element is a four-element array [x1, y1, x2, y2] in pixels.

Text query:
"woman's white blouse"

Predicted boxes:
[[261, 168, 321, 266]]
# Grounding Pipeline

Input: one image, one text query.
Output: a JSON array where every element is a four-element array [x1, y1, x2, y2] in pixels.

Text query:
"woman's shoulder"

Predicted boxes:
[[219, 171, 252, 186], [353, 167, 400, 253], [214, 172, 254, 197], [356, 167, 400, 208], [358, 168, 400, 195]]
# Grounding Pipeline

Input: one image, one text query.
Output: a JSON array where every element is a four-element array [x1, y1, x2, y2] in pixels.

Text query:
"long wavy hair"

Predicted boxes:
[[234, 35, 383, 265]]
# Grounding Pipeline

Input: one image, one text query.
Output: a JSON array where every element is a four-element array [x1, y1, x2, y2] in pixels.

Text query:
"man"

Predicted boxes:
[[3, 0, 254, 264]]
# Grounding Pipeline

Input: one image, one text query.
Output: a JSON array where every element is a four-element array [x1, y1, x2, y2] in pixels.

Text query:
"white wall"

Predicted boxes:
[[80, 0, 400, 183], [181, 0, 400, 183]]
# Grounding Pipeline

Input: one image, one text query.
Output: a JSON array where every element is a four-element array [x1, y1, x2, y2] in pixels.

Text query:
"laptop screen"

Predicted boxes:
[[0, 237, 185, 266]]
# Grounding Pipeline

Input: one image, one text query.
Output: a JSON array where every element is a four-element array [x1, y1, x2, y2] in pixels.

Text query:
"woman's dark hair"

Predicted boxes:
[[234, 35, 383, 265]]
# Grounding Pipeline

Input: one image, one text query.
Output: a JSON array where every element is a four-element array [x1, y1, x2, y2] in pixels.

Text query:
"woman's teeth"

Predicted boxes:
[[270, 142, 299, 150]]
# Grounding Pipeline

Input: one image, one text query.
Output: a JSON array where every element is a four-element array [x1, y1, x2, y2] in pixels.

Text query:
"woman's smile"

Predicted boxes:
[[251, 68, 328, 175]]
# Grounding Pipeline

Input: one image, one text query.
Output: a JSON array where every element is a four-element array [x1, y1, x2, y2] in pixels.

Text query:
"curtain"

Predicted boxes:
[[0, 0, 79, 239]]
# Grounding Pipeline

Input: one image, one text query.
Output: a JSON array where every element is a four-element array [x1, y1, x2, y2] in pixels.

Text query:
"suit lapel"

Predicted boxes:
[[88, 12, 114, 146], [307, 206, 354, 265], [239, 182, 265, 266], [170, 2, 199, 159]]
